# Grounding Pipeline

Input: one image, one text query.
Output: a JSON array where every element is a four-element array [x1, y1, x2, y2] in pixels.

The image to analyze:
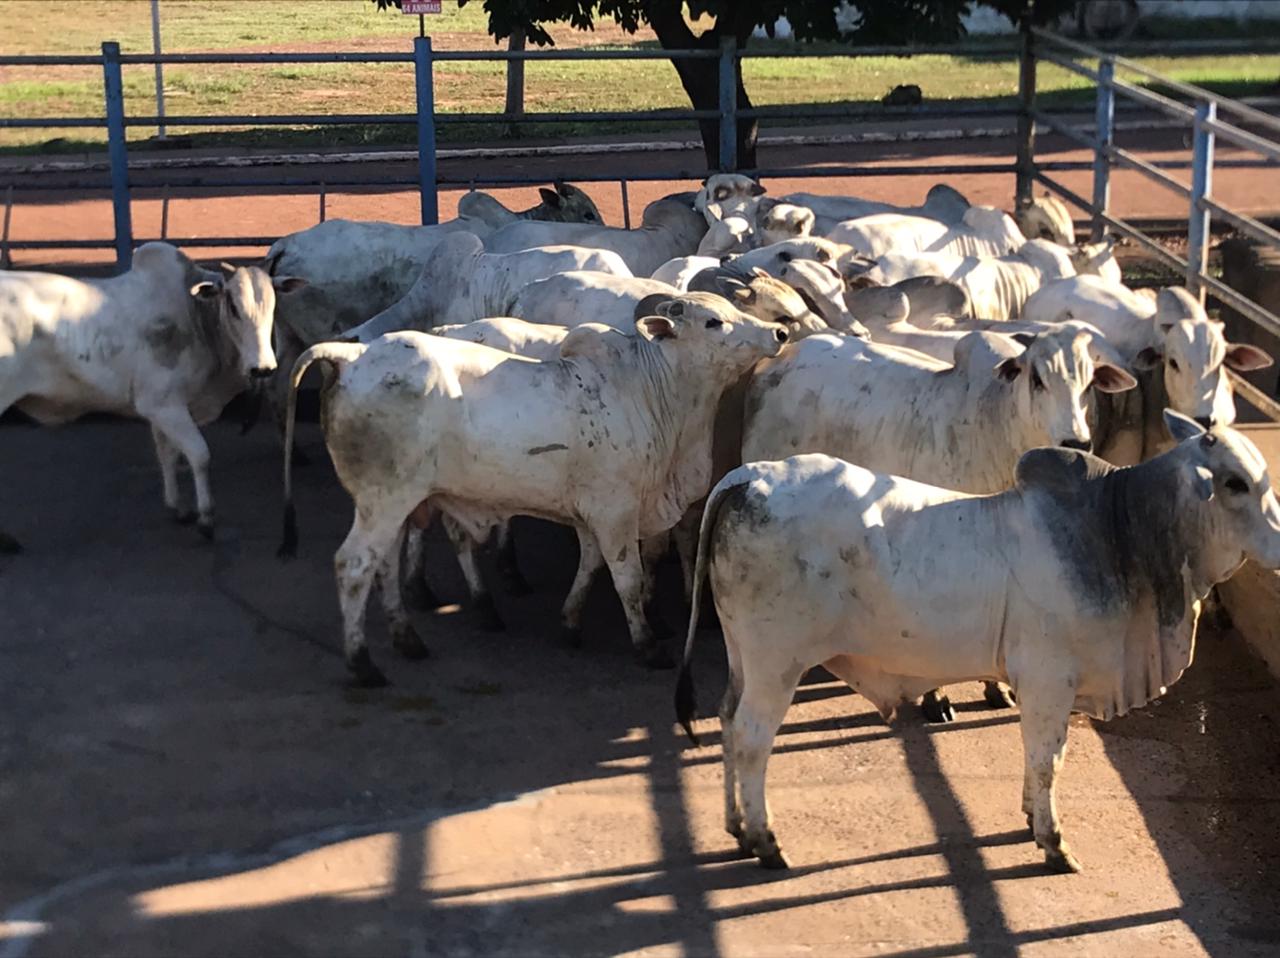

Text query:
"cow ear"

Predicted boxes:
[[190, 281, 220, 300], [1093, 363, 1138, 393], [995, 357, 1022, 382], [539, 187, 563, 209], [555, 180, 571, 197], [749, 181, 767, 197], [848, 275, 880, 290], [750, 266, 769, 279], [1225, 342, 1274, 371], [637, 315, 678, 340], [1164, 408, 1205, 443], [274, 275, 308, 294], [1134, 346, 1163, 370]]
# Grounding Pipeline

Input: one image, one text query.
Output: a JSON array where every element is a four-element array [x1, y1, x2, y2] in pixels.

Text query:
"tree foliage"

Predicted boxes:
[[374, 1, 1077, 168]]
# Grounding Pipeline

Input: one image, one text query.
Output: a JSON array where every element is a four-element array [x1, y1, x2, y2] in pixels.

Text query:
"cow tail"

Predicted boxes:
[[278, 342, 363, 559], [675, 472, 749, 746]]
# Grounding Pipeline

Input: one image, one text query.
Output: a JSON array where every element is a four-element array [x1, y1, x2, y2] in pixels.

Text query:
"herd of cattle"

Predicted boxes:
[[3, 173, 1280, 879]]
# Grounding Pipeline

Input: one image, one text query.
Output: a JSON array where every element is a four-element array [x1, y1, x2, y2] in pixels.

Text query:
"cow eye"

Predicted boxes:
[[705, 318, 723, 329], [1168, 358, 1180, 372], [1031, 370, 1045, 391], [1224, 475, 1249, 494]]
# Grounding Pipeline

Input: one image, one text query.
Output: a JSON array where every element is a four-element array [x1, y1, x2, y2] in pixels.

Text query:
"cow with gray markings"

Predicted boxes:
[[0, 242, 303, 543], [676, 412, 1280, 873]]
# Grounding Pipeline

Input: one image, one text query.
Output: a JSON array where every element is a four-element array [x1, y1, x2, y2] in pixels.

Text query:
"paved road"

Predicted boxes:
[[1, 414, 1279, 957]]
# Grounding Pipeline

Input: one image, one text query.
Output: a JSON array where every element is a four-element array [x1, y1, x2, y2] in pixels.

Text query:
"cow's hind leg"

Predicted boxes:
[[401, 518, 442, 612], [442, 513, 504, 631], [596, 522, 670, 668], [142, 404, 215, 539], [1017, 679, 1080, 873], [734, 662, 803, 869], [719, 630, 747, 850], [639, 533, 673, 640], [560, 527, 603, 648], [377, 524, 429, 661], [335, 506, 409, 688]]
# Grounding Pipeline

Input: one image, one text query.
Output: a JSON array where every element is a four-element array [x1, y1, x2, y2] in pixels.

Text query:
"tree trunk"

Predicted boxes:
[[643, 5, 758, 171], [504, 29, 525, 138]]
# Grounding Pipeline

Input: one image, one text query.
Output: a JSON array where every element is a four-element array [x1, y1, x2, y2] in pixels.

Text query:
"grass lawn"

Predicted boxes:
[[1, 1, 1278, 153]]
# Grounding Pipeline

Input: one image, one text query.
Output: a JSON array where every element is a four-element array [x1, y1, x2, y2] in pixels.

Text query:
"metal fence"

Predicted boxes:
[[1020, 26, 1280, 419], [1, 30, 1279, 336]]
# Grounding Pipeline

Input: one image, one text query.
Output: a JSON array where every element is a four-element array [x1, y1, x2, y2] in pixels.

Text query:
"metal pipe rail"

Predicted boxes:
[[1025, 27, 1280, 423]]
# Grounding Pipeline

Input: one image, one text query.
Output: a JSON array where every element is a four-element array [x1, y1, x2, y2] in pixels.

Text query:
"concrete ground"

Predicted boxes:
[[2, 414, 1280, 957]]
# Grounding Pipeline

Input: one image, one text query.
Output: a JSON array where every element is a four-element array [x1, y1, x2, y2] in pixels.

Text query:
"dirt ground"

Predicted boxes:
[[1, 407, 1280, 956], [3, 126, 1274, 270]]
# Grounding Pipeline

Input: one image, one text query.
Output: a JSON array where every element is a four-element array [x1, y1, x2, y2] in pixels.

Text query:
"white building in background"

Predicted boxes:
[[754, 1, 1280, 40]]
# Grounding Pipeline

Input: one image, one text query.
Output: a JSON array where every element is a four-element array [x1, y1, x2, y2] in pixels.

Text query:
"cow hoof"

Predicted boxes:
[[636, 642, 675, 670], [757, 850, 790, 871], [170, 509, 197, 526], [346, 648, 389, 688], [983, 682, 1017, 710], [921, 692, 956, 724], [197, 517, 215, 540], [391, 625, 430, 661], [473, 594, 506, 632], [0, 532, 23, 555], [402, 577, 442, 612], [1044, 846, 1083, 874], [560, 625, 584, 649]]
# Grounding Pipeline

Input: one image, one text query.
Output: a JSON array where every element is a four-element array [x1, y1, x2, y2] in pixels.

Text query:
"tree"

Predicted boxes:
[[377, 1, 1074, 169]]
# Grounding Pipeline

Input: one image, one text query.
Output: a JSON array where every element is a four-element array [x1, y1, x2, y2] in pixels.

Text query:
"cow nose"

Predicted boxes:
[[774, 328, 789, 344], [1060, 438, 1091, 452], [250, 366, 275, 380], [1195, 415, 1215, 430]]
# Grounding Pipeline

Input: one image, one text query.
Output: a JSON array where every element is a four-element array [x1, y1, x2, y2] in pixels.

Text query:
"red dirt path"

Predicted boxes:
[[5, 129, 1273, 270]]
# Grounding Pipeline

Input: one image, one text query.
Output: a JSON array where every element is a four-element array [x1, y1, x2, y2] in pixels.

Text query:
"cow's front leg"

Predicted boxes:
[[1017, 680, 1080, 873], [493, 521, 531, 596], [143, 404, 214, 538], [921, 688, 956, 723], [335, 505, 409, 687], [984, 681, 1017, 709], [639, 533, 673, 640], [597, 523, 671, 668], [560, 527, 603, 648], [441, 512, 503, 631], [150, 425, 190, 522], [377, 523, 428, 661]]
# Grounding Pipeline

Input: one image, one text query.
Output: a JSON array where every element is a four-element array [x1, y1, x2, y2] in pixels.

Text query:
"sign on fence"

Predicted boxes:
[[402, 0, 442, 13]]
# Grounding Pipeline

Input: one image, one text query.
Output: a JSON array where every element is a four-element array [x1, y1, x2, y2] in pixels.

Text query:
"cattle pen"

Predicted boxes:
[[7, 18, 1280, 956]]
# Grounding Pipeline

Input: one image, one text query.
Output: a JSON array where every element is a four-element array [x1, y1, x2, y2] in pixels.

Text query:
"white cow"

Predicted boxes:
[[455, 181, 604, 230], [277, 294, 788, 684], [0, 243, 304, 542], [1025, 280, 1274, 462], [830, 206, 1028, 260], [263, 217, 491, 349], [430, 316, 569, 360], [676, 413, 1280, 871], [696, 200, 817, 257], [694, 173, 766, 223], [509, 272, 678, 331], [742, 329, 1136, 495], [868, 239, 1079, 321], [340, 234, 631, 342], [484, 198, 707, 277], [846, 275, 971, 328], [510, 268, 828, 339]]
